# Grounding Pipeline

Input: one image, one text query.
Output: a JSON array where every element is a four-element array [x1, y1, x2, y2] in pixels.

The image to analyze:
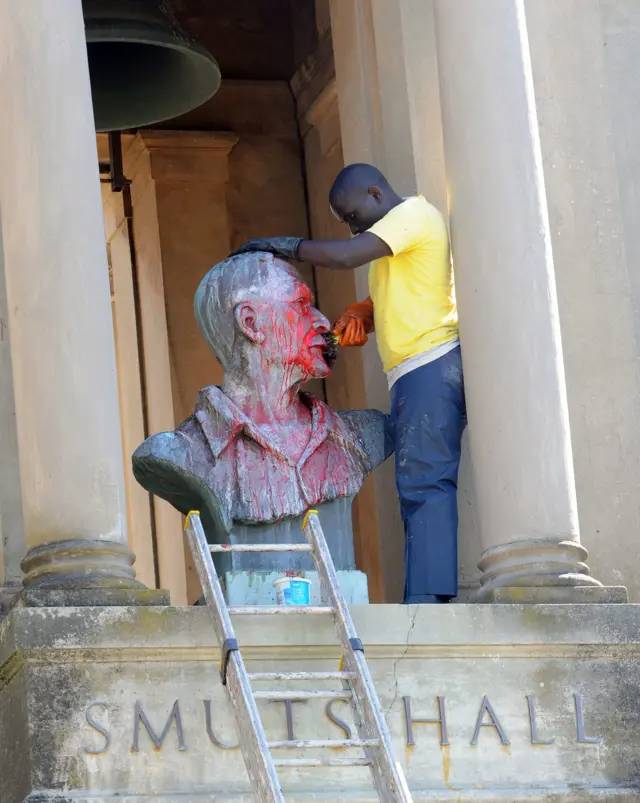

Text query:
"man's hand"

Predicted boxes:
[[334, 297, 375, 347], [230, 237, 304, 262]]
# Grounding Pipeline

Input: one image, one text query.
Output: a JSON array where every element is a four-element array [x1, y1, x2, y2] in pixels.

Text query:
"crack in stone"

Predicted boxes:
[[385, 607, 418, 717]]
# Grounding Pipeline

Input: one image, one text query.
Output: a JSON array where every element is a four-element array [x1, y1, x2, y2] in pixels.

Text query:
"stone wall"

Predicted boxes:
[[1, 603, 639, 801]]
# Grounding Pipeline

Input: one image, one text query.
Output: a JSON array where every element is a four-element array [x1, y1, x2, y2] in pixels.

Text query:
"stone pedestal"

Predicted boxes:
[[222, 570, 369, 606], [2, 603, 640, 802]]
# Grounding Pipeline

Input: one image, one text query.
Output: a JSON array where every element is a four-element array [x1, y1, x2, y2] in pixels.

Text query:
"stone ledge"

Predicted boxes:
[[3, 603, 640, 661], [19, 788, 640, 802], [478, 585, 629, 604], [15, 588, 170, 608]]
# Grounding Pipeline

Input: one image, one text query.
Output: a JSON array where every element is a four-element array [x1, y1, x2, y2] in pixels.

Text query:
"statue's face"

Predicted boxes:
[[256, 263, 331, 383]]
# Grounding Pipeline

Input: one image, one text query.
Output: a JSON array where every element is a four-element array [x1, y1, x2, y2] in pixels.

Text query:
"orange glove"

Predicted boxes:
[[333, 297, 375, 347]]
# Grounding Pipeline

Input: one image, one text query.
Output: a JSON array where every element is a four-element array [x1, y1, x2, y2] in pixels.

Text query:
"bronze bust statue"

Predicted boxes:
[[132, 252, 392, 575]]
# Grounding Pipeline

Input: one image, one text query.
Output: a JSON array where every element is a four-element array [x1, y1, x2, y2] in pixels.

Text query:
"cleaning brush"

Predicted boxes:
[[322, 331, 341, 369]]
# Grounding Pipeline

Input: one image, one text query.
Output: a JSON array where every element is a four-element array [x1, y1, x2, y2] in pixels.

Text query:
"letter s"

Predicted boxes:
[[84, 701, 110, 755]]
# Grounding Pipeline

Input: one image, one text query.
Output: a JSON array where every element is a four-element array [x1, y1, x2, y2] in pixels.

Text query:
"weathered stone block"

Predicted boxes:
[[12, 588, 170, 609], [480, 585, 629, 604], [1, 604, 640, 802], [221, 569, 369, 605]]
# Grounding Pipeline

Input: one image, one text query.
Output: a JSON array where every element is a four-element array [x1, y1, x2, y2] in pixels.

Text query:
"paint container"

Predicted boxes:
[[274, 576, 311, 606]]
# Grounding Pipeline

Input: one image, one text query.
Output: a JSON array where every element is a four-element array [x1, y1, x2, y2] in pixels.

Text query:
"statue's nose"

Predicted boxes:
[[313, 311, 330, 333]]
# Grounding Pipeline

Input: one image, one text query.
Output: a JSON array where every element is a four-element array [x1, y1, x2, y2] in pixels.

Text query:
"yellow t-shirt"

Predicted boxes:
[[367, 195, 458, 373]]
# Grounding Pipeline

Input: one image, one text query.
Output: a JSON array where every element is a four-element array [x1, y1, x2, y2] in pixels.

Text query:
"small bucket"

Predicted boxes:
[[274, 576, 311, 606]]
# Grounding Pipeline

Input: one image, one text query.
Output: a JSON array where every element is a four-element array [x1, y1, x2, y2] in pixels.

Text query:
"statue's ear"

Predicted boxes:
[[234, 302, 265, 344]]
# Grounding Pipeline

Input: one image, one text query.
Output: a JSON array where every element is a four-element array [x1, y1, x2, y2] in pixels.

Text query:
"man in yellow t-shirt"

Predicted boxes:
[[231, 163, 466, 604]]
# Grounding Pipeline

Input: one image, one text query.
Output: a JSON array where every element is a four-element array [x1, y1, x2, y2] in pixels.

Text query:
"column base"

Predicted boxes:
[[21, 538, 145, 589], [14, 539, 170, 608], [477, 585, 628, 604], [476, 537, 628, 603], [13, 587, 170, 608], [12, 538, 172, 609]]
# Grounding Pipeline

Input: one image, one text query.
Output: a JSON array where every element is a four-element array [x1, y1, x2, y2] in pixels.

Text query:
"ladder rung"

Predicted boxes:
[[228, 606, 333, 615], [209, 543, 312, 553], [273, 758, 373, 767], [269, 739, 379, 749], [254, 690, 352, 700], [248, 671, 356, 682]]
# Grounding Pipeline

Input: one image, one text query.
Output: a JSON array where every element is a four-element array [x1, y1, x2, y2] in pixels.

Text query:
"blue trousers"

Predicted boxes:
[[390, 346, 466, 603]]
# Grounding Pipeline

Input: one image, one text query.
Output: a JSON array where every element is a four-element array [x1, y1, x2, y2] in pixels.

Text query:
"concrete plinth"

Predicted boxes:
[[222, 569, 369, 605], [2, 603, 640, 802]]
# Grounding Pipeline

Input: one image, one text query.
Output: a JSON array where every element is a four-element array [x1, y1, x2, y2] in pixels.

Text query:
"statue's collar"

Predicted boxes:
[[193, 386, 365, 466]]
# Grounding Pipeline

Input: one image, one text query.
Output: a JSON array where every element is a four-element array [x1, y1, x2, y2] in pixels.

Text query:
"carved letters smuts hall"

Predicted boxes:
[[83, 692, 602, 755]]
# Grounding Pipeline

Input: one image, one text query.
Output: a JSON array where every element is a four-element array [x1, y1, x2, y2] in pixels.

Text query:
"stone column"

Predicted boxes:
[[100, 178, 157, 591], [296, 78, 385, 601], [0, 0, 142, 592], [525, 0, 640, 600], [123, 131, 237, 604], [329, 0, 403, 600], [330, 0, 482, 599], [432, 0, 623, 602], [0, 214, 25, 595]]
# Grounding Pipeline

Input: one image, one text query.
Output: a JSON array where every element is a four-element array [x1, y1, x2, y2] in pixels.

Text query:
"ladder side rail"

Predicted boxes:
[[225, 657, 286, 803], [185, 512, 285, 803], [304, 512, 414, 803], [185, 513, 236, 645]]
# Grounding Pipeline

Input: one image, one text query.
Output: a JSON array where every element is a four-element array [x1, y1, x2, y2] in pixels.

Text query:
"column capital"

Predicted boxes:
[[124, 130, 238, 190]]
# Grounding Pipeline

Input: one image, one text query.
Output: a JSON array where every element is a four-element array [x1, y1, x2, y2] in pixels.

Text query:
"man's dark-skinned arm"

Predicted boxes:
[[297, 233, 391, 269], [230, 233, 391, 270]]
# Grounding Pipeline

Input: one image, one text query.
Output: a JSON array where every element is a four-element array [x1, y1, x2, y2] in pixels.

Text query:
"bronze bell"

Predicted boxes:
[[83, 0, 221, 132]]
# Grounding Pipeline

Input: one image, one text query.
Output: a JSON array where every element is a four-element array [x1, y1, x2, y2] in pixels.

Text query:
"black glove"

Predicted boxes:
[[229, 237, 304, 262]]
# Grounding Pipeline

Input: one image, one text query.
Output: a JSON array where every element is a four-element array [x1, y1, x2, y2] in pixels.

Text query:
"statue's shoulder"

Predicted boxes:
[[132, 416, 207, 475], [132, 385, 232, 475], [132, 388, 238, 534], [335, 408, 393, 468], [132, 415, 231, 531]]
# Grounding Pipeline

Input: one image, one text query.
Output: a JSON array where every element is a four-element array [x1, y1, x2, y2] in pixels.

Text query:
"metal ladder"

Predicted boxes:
[[184, 509, 413, 803]]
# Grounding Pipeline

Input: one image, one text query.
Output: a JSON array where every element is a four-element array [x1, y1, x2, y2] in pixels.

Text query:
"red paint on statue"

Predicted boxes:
[[227, 271, 332, 472], [133, 253, 391, 567]]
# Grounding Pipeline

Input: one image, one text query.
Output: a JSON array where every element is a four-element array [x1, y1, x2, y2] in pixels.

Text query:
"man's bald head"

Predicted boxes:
[[329, 164, 391, 204], [329, 163, 401, 235]]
